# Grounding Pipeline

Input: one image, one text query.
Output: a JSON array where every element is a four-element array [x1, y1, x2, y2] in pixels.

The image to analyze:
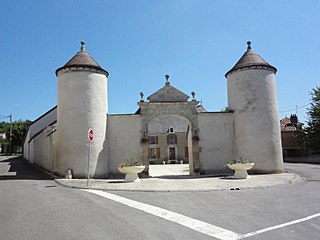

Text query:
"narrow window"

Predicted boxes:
[[150, 148, 157, 158], [169, 135, 175, 144], [185, 146, 189, 158], [149, 136, 157, 145]]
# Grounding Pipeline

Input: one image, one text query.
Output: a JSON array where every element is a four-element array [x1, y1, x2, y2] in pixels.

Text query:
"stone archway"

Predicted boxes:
[[147, 114, 191, 176], [138, 100, 200, 176]]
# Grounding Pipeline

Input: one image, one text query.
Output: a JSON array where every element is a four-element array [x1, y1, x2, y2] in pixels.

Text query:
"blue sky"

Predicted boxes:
[[0, 0, 319, 123]]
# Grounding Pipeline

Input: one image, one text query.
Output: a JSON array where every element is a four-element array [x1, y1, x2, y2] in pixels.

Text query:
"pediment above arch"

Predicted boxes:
[[147, 83, 189, 102]]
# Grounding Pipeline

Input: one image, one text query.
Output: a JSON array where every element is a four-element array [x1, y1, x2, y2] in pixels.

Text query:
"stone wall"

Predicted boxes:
[[198, 112, 234, 174], [138, 101, 199, 174], [284, 155, 320, 164], [107, 114, 141, 175], [26, 125, 57, 173], [23, 107, 57, 161]]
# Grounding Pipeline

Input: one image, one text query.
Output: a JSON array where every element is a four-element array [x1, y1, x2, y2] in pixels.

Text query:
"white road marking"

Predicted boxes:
[[83, 189, 243, 240], [83, 189, 320, 239], [0, 162, 16, 176], [242, 212, 320, 238]]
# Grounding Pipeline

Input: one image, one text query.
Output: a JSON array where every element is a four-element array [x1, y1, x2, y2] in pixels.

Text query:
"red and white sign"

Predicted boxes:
[[88, 129, 94, 142]]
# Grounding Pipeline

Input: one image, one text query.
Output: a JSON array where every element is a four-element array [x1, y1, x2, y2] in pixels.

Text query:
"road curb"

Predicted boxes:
[[54, 172, 303, 192]]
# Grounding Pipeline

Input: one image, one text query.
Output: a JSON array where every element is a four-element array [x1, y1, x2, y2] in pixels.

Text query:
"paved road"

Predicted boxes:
[[0, 156, 319, 239]]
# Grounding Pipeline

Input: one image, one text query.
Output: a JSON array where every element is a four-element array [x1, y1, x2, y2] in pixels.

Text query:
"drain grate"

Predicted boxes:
[[229, 187, 241, 191]]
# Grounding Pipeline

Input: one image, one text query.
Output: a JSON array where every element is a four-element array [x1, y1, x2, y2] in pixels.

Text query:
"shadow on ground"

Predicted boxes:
[[0, 156, 54, 180]]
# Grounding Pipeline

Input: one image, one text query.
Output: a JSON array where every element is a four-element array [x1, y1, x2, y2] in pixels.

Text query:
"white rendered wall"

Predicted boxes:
[[56, 71, 108, 177], [23, 130, 31, 161], [33, 126, 56, 171], [227, 69, 283, 173], [27, 108, 57, 141], [198, 112, 234, 173], [24, 125, 57, 172], [23, 107, 57, 160], [26, 140, 35, 163], [107, 114, 141, 174]]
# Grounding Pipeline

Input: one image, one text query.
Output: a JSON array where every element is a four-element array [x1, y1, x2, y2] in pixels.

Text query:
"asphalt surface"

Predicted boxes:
[[0, 155, 54, 180], [55, 161, 301, 192], [1, 156, 320, 240], [1, 156, 301, 192]]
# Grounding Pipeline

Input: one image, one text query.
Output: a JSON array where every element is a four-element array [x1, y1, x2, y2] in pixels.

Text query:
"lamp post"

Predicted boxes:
[[9, 114, 12, 155]]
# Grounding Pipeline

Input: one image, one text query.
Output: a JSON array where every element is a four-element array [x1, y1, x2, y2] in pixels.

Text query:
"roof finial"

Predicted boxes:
[[140, 92, 144, 102], [80, 40, 85, 51], [165, 74, 170, 85], [247, 41, 252, 51], [191, 91, 196, 100]]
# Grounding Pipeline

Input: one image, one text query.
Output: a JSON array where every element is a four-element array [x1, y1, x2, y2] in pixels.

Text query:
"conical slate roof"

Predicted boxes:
[[225, 41, 277, 77], [55, 41, 108, 76]]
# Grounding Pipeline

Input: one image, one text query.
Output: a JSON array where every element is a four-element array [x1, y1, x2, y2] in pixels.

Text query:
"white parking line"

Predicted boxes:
[[242, 212, 320, 238], [83, 189, 243, 240], [83, 189, 320, 239]]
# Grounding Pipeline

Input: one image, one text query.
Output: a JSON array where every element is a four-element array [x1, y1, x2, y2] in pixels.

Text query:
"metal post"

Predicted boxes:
[[9, 114, 12, 155], [86, 141, 91, 186]]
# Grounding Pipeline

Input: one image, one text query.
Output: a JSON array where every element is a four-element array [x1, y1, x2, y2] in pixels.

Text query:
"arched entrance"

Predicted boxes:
[[146, 115, 192, 177], [138, 100, 200, 176], [138, 78, 201, 176]]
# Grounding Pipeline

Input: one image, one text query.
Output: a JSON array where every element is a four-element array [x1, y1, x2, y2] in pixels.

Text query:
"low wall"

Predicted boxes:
[[284, 155, 320, 164]]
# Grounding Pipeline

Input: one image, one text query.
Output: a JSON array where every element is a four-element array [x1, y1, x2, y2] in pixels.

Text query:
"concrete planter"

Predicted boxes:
[[118, 166, 145, 182], [227, 163, 254, 179]]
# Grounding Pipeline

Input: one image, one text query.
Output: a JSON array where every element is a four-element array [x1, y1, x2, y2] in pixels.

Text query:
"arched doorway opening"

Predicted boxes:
[[145, 115, 195, 177]]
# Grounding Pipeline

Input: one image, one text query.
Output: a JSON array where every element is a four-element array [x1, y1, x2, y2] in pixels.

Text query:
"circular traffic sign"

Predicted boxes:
[[88, 129, 94, 142]]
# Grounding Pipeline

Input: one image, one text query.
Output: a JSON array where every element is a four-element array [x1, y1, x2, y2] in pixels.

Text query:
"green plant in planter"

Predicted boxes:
[[227, 155, 252, 165], [118, 158, 142, 168]]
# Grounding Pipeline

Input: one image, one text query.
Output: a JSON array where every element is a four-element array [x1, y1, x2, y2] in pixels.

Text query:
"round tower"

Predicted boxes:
[[226, 41, 283, 173], [55, 41, 109, 178]]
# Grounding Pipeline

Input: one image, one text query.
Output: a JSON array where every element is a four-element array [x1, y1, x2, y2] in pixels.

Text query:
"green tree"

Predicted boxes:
[[11, 120, 32, 146], [300, 87, 320, 152], [305, 87, 320, 151], [220, 106, 229, 112], [0, 119, 31, 147], [0, 121, 10, 144]]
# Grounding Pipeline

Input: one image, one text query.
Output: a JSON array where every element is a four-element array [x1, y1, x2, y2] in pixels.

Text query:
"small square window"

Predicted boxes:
[[150, 136, 156, 145]]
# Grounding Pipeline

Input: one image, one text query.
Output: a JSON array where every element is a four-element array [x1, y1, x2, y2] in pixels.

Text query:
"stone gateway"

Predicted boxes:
[[23, 41, 283, 178]]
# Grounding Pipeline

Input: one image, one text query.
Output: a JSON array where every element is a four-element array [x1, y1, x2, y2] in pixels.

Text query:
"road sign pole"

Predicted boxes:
[[86, 141, 91, 186], [87, 129, 94, 186]]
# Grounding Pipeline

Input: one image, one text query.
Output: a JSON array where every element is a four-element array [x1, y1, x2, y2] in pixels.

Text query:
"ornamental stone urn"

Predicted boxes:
[[227, 163, 254, 179], [118, 166, 145, 182]]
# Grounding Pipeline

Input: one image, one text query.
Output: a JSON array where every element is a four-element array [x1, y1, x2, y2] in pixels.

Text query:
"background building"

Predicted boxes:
[[280, 114, 303, 157]]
